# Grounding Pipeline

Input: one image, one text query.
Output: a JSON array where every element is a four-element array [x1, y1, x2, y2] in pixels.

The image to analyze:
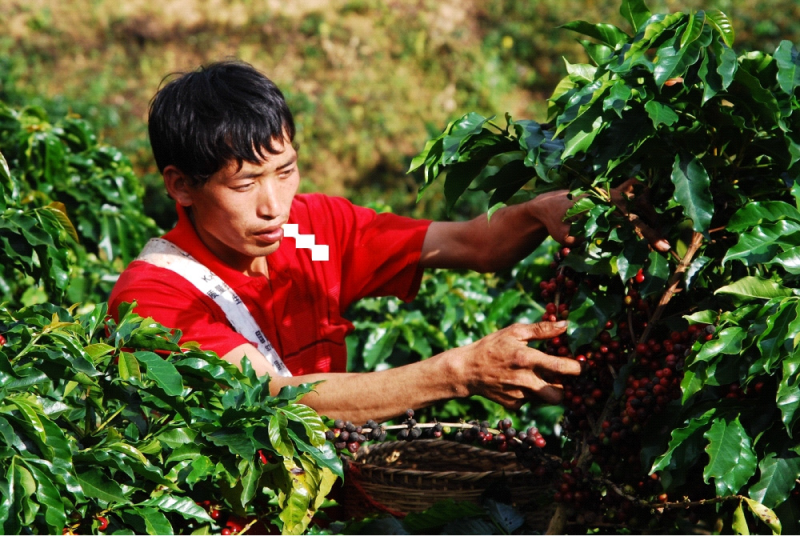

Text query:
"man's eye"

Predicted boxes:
[[233, 183, 254, 191], [280, 167, 295, 178]]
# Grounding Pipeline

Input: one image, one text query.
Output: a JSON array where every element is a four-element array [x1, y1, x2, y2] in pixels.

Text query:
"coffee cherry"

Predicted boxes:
[[222, 530, 232, 535], [97, 516, 109, 531], [210, 509, 221, 520]]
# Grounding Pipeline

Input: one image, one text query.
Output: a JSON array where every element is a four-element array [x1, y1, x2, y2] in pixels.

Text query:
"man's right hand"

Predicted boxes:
[[449, 321, 583, 409]]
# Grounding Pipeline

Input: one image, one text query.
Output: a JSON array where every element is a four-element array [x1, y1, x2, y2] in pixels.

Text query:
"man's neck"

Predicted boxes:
[[187, 207, 271, 279]]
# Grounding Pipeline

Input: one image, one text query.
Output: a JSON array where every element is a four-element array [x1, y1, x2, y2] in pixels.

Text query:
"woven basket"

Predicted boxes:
[[341, 439, 555, 527]]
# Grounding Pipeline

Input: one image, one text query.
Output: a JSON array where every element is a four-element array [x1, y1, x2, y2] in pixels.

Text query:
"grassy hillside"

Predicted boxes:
[[2, 0, 799, 226]]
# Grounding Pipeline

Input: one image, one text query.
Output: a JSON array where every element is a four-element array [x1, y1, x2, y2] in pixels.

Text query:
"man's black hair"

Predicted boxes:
[[148, 59, 296, 186]]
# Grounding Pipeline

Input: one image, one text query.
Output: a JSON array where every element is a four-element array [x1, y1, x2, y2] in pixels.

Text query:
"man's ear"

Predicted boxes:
[[163, 166, 194, 207]]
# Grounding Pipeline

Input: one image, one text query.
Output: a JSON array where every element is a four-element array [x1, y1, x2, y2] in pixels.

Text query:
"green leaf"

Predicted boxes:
[[691, 327, 745, 365], [651, 409, 714, 489], [137, 507, 173, 536], [22, 462, 66, 532], [443, 159, 487, 214], [561, 101, 605, 160], [733, 501, 750, 535], [278, 404, 327, 447], [76, 468, 128, 504], [207, 427, 256, 459], [706, 9, 735, 48], [680, 10, 705, 48], [715, 277, 792, 300], [644, 101, 679, 127], [699, 49, 723, 103], [559, 20, 629, 47], [620, 0, 651, 33], [134, 351, 184, 396], [703, 417, 758, 496], [756, 300, 798, 368], [776, 351, 800, 434], [268, 413, 294, 458], [567, 286, 622, 351], [362, 324, 400, 369], [771, 246, 800, 275], [138, 495, 212, 522], [774, 41, 800, 95], [442, 113, 491, 165], [749, 452, 800, 509], [118, 352, 141, 381], [743, 498, 781, 535], [684, 310, 718, 325], [728, 202, 800, 232], [723, 221, 800, 266], [671, 153, 713, 236]]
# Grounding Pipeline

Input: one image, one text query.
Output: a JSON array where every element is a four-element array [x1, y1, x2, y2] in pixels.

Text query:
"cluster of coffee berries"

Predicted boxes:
[[325, 418, 386, 453], [534, 249, 725, 524]]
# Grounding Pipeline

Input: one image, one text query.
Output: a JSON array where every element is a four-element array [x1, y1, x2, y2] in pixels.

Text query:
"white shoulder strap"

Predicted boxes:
[[136, 238, 291, 377]]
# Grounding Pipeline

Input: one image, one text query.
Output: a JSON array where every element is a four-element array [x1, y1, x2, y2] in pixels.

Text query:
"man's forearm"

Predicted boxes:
[[267, 349, 467, 423], [420, 190, 573, 273]]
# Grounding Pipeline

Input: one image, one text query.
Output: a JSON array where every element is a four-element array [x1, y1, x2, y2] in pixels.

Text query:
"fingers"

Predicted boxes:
[[509, 321, 567, 341], [611, 178, 672, 253]]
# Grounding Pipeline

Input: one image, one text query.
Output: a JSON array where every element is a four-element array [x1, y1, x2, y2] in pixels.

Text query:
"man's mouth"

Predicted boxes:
[[254, 227, 284, 243]]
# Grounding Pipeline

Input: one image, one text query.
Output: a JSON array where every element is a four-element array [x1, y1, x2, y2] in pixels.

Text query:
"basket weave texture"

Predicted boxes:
[[341, 439, 554, 522]]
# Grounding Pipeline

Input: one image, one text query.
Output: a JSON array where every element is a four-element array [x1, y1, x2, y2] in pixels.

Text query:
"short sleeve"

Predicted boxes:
[[314, 196, 431, 309], [108, 262, 250, 356]]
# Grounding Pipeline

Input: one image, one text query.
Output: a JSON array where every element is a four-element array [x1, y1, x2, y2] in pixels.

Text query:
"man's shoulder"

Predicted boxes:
[[110, 260, 198, 305]]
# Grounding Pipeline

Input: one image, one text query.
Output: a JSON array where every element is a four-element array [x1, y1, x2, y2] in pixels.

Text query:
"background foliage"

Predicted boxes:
[[3, 0, 800, 227]]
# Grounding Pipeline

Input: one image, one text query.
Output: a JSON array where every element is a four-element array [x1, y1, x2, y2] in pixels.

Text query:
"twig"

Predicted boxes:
[[639, 231, 704, 345]]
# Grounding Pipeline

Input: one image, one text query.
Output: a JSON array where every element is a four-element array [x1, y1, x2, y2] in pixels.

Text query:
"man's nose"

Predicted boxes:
[[256, 180, 281, 218]]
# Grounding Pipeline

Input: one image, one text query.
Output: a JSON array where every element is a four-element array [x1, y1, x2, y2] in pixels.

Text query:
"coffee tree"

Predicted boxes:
[[412, 0, 800, 532], [0, 109, 339, 535]]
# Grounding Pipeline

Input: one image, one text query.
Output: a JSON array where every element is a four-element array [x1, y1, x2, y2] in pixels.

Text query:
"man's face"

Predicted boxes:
[[183, 137, 300, 273]]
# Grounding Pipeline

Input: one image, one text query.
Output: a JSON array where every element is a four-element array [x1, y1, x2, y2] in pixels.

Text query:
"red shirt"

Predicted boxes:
[[109, 194, 431, 375]]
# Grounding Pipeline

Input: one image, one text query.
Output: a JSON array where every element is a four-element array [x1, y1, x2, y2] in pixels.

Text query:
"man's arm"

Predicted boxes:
[[419, 190, 576, 272], [420, 184, 670, 272], [224, 321, 581, 424]]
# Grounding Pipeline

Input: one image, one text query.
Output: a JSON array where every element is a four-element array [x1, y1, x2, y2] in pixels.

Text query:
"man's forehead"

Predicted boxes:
[[226, 140, 297, 175]]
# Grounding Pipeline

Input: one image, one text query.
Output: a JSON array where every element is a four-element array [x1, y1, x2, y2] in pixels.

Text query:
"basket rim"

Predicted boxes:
[[345, 439, 535, 479]]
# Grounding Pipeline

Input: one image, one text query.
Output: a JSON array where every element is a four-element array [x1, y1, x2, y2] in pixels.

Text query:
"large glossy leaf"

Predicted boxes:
[[134, 351, 184, 396], [651, 409, 714, 489], [703, 417, 758, 496], [442, 113, 491, 165], [699, 49, 723, 104], [278, 404, 326, 447], [774, 41, 800, 95], [620, 0, 652, 33], [771, 246, 800, 274], [139, 495, 213, 522], [680, 10, 705, 48], [749, 452, 800, 508], [756, 299, 798, 369], [723, 221, 800, 266], [560, 20, 630, 47], [76, 468, 128, 504], [690, 326, 745, 366], [644, 101, 679, 127], [671, 153, 713, 236], [776, 350, 800, 434], [715, 276, 792, 300], [706, 9, 735, 48], [268, 413, 294, 458]]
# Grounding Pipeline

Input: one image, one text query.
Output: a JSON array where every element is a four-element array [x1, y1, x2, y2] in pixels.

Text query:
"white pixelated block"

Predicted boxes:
[[282, 224, 329, 261]]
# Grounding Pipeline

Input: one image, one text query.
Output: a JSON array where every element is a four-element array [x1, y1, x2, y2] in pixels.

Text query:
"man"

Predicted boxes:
[[110, 60, 587, 423]]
